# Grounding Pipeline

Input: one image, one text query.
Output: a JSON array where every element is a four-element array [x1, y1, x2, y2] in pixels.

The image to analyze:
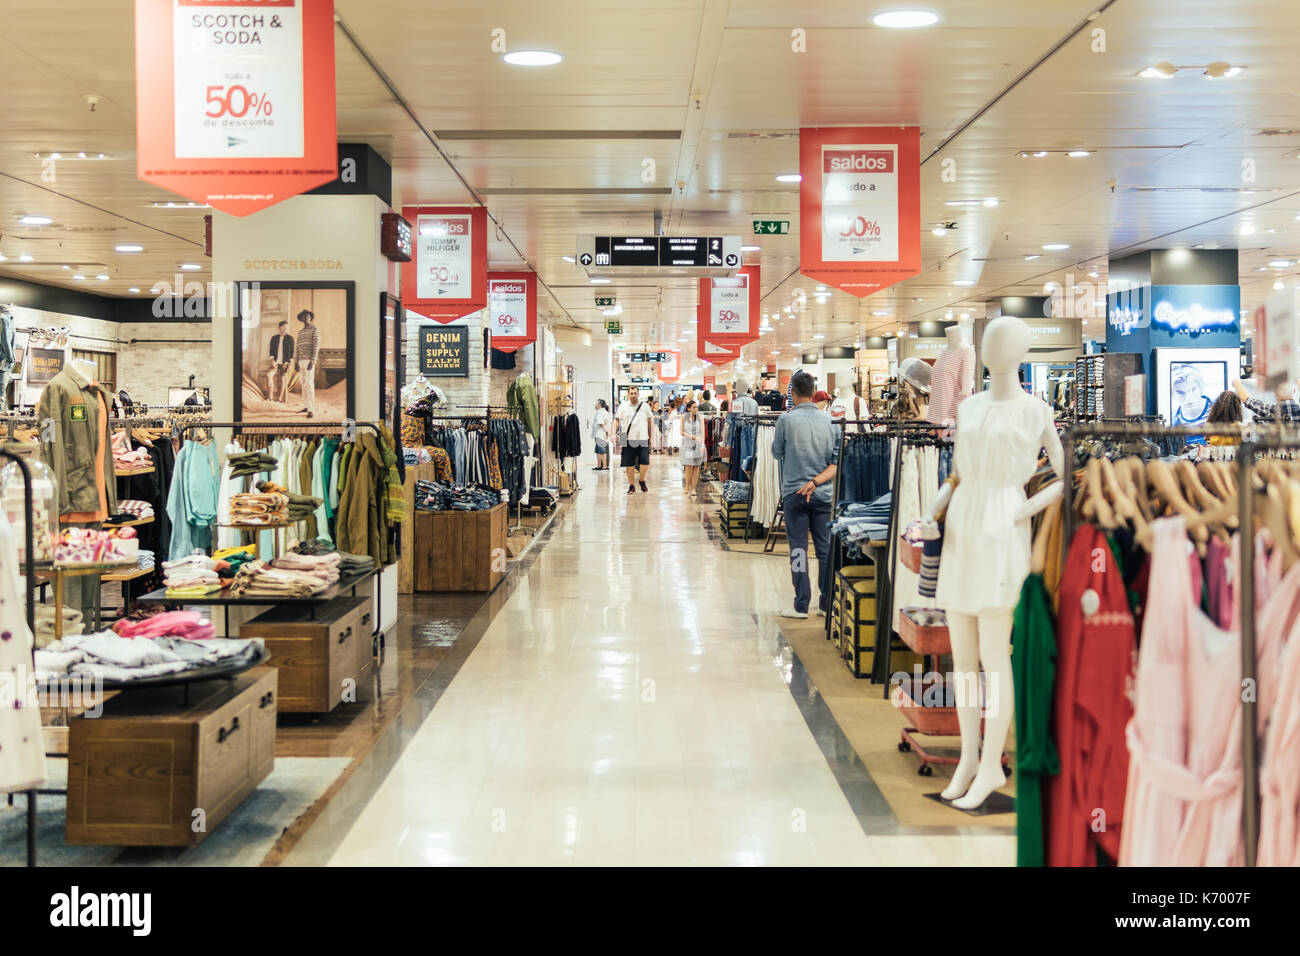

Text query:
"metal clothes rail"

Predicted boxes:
[[0, 449, 39, 866], [1059, 419, 1299, 867]]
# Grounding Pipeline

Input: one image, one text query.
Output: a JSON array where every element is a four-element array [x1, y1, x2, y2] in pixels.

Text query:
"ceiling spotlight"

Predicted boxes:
[[589, 277, 611, 284], [72, 274, 85, 281], [960, 312, 970, 320], [1024, 255, 1041, 261], [18, 215, 52, 226], [812, 334, 825, 340], [790, 342, 803, 347], [502, 50, 563, 66], [1204, 62, 1244, 79], [1019, 150, 1050, 158], [741, 244, 761, 252], [0, 255, 6, 262], [775, 174, 802, 183], [872, 310, 890, 316], [932, 226, 949, 237], [1139, 62, 1178, 79], [1067, 150, 1091, 158], [1275, 280, 1286, 291], [945, 311, 954, 319], [18, 254, 33, 262], [114, 243, 144, 253], [872, 10, 940, 28], [561, 255, 575, 263], [128, 287, 140, 293], [179, 263, 202, 271], [1042, 243, 1071, 251], [96, 274, 109, 281], [1088, 271, 1100, 278], [1241, 224, 1256, 236], [953, 279, 976, 286], [1270, 260, 1293, 268]]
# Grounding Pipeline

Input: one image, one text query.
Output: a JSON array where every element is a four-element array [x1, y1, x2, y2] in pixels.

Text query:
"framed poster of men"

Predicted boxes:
[[381, 292, 404, 427], [235, 281, 355, 422]]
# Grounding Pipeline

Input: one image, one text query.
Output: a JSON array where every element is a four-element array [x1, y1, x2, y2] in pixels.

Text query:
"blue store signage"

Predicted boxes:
[[1149, 285, 1240, 339]]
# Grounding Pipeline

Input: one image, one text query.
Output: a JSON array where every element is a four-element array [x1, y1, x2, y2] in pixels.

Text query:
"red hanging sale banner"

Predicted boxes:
[[658, 350, 681, 383], [799, 127, 921, 297], [134, 0, 337, 216], [401, 206, 488, 323], [697, 265, 760, 346], [697, 335, 742, 366], [487, 271, 537, 352]]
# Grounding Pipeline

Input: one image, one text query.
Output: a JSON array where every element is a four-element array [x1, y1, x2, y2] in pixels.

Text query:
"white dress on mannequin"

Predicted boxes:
[[934, 389, 1052, 613]]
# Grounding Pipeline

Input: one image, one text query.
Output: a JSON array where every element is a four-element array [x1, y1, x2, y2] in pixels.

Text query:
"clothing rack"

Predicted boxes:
[[874, 423, 953, 687], [0, 448, 39, 866], [1058, 419, 1298, 867], [734, 416, 781, 544]]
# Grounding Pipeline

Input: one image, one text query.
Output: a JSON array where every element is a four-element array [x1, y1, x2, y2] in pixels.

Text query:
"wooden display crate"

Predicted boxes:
[[240, 596, 373, 713], [66, 668, 277, 847], [414, 503, 508, 592]]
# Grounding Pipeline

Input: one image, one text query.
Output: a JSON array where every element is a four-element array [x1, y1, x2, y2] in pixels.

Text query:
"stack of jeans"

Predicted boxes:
[[721, 481, 752, 503], [414, 480, 500, 512], [830, 492, 892, 560]]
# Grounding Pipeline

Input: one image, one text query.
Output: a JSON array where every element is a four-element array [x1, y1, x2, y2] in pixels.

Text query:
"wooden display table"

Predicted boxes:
[[414, 503, 507, 592], [66, 667, 277, 847]]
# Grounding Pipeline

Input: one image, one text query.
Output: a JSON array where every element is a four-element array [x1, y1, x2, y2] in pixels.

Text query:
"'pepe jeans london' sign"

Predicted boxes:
[[418, 325, 469, 377]]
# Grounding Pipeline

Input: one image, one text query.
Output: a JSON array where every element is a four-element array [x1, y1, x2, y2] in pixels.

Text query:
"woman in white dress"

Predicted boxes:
[[680, 400, 704, 495]]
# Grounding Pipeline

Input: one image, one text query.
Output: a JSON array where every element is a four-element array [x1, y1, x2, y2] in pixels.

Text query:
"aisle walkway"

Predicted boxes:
[[321, 461, 1011, 866]]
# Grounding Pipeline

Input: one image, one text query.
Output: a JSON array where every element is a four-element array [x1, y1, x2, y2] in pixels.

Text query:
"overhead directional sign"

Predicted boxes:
[[753, 220, 790, 235], [595, 296, 617, 308], [577, 235, 742, 277], [605, 321, 623, 334]]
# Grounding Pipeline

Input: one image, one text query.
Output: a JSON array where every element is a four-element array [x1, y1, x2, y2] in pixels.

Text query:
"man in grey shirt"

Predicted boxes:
[[771, 370, 838, 618], [698, 389, 716, 413]]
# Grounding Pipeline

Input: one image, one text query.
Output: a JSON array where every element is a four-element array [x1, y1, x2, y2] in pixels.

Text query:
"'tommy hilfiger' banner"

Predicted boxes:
[[401, 206, 488, 323], [658, 350, 681, 382], [799, 127, 921, 297], [697, 265, 760, 346], [487, 271, 537, 352], [135, 0, 337, 216], [697, 336, 741, 366]]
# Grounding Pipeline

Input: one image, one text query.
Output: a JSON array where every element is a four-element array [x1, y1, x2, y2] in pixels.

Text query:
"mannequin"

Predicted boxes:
[[928, 325, 976, 426], [896, 358, 931, 421], [831, 382, 870, 433], [925, 316, 1063, 809]]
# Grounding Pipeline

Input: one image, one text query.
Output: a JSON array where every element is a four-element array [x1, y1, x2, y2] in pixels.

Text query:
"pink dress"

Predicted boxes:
[[1259, 594, 1300, 866], [1121, 517, 1300, 866]]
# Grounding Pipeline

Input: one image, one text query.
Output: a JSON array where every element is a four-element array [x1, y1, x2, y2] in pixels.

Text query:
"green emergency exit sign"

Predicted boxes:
[[752, 220, 790, 235], [595, 296, 616, 308], [605, 321, 623, 334]]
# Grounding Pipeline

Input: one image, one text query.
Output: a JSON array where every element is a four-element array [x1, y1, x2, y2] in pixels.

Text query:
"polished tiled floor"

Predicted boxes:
[[322, 461, 1014, 866]]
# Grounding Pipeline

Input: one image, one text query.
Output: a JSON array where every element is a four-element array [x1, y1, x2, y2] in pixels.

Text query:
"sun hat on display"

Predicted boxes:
[[899, 358, 932, 394]]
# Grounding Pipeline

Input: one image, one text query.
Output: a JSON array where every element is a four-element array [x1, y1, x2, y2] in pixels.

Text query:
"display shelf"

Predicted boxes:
[[114, 465, 156, 477], [136, 566, 376, 607], [102, 565, 156, 583], [108, 515, 154, 528]]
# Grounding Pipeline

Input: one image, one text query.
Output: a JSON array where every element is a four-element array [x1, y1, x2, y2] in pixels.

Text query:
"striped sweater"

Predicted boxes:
[[296, 323, 320, 364]]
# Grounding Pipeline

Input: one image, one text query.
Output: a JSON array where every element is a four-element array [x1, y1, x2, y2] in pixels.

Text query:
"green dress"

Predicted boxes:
[[1012, 572, 1059, 867]]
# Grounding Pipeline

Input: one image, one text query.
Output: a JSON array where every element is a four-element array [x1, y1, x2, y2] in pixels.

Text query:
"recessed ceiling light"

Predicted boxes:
[[1067, 150, 1091, 158], [1256, 266, 1269, 272], [953, 279, 976, 286], [1241, 224, 1256, 235], [741, 244, 761, 252], [1042, 243, 1071, 251], [872, 310, 890, 316], [18, 254, 33, 263], [790, 342, 802, 347], [960, 312, 970, 320], [0, 254, 7, 262], [18, 215, 52, 226], [932, 226, 949, 237], [1275, 280, 1286, 291], [872, 10, 939, 28], [1270, 259, 1293, 268], [114, 243, 144, 253], [561, 255, 575, 263], [775, 174, 802, 183], [1139, 62, 1178, 79], [982, 197, 1000, 207], [1088, 271, 1100, 278], [61, 264, 70, 269], [96, 274, 109, 281], [945, 311, 954, 319], [73, 274, 85, 281], [1024, 255, 1041, 261], [503, 50, 563, 66], [128, 287, 140, 293], [1204, 62, 1244, 79], [179, 263, 201, 270], [589, 278, 611, 284], [812, 334, 825, 340]]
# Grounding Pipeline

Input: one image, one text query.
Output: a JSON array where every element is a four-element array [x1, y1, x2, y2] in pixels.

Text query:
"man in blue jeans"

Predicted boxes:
[[772, 370, 838, 619]]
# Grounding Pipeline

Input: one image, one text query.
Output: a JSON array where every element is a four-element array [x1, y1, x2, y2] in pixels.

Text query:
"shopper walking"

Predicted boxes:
[[698, 389, 716, 413], [615, 385, 654, 493], [772, 370, 838, 619], [295, 309, 320, 418], [267, 320, 294, 404], [592, 399, 612, 470], [681, 400, 704, 496]]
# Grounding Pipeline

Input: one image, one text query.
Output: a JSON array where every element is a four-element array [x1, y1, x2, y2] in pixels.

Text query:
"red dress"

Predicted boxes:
[[1045, 525, 1137, 866]]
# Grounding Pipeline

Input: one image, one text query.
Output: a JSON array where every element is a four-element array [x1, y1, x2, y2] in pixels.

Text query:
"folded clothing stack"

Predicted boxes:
[[229, 490, 289, 525], [113, 610, 215, 641], [34, 632, 263, 683], [111, 430, 153, 470], [271, 550, 340, 585], [229, 561, 327, 598], [289, 539, 375, 577], [227, 451, 280, 477], [162, 553, 223, 594], [830, 492, 893, 560], [134, 549, 156, 571], [413, 479, 499, 512], [107, 499, 155, 523], [254, 481, 322, 520], [54, 527, 136, 565], [721, 481, 752, 503]]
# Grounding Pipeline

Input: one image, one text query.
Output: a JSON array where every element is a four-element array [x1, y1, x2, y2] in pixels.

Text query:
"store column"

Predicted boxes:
[[1103, 250, 1241, 420]]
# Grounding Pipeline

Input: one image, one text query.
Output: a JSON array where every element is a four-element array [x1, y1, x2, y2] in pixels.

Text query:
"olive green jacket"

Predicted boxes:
[[36, 363, 117, 519]]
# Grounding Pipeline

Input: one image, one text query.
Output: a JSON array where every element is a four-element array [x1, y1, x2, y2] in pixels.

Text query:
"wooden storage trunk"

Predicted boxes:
[[414, 503, 507, 592], [240, 595, 373, 713], [66, 667, 277, 847]]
